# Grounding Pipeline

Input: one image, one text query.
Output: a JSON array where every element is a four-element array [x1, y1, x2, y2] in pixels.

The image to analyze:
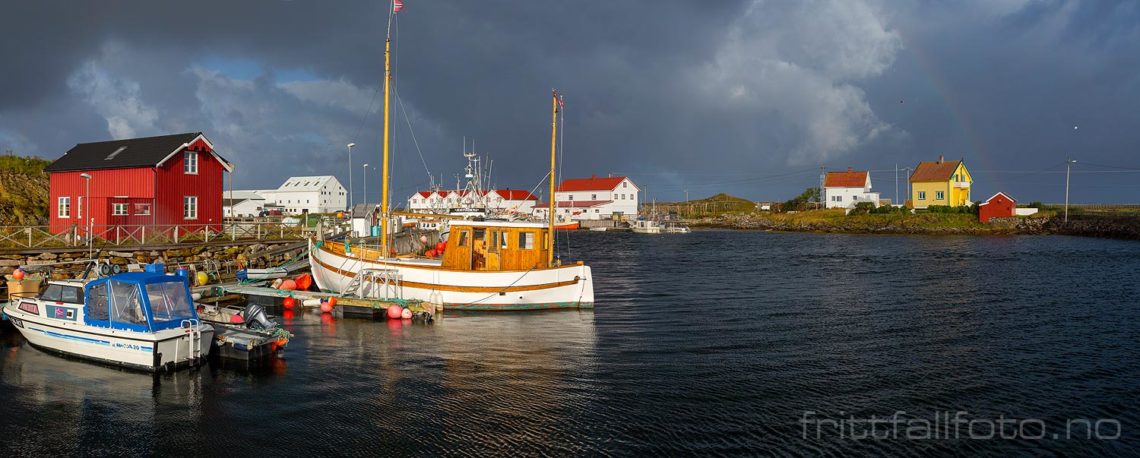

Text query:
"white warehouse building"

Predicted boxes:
[[259, 175, 347, 215]]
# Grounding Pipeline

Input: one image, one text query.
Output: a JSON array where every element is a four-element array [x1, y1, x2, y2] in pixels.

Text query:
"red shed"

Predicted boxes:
[[978, 192, 1016, 223], [46, 132, 233, 237]]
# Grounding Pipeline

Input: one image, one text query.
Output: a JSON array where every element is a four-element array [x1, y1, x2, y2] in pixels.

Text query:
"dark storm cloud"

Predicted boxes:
[[1, 0, 1138, 202]]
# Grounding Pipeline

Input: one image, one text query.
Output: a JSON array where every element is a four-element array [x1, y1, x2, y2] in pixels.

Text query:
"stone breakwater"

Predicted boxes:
[[0, 240, 307, 279], [690, 214, 1140, 240]]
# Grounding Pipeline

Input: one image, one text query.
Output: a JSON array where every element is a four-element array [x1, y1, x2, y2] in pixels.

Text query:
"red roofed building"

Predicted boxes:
[[406, 188, 538, 213], [534, 175, 639, 221], [823, 167, 879, 209]]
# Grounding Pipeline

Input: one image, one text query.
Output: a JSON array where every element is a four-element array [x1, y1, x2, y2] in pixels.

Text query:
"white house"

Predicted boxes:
[[406, 189, 538, 214], [223, 190, 267, 217], [534, 176, 639, 221], [259, 175, 347, 215], [823, 168, 879, 209]]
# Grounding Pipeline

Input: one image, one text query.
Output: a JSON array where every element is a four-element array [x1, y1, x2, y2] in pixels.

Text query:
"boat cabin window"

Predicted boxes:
[[109, 280, 148, 326], [474, 228, 485, 240], [87, 283, 109, 321], [519, 232, 535, 250], [488, 230, 499, 253], [500, 232, 509, 250], [458, 231, 468, 247], [41, 284, 84, 304], [146, 281, 195, 322]]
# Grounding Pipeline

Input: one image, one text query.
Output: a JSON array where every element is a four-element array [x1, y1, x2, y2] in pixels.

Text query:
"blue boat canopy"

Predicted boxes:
[[83, 272, 200, 332]]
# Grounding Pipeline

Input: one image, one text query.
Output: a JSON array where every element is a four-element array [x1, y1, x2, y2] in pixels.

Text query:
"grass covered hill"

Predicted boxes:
[[650, 193, 756, 217], [0, 156, 51, 225]]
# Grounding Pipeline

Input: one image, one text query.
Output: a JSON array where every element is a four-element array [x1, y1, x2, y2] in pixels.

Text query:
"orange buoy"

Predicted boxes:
[[279, 279, 297, 291], [12, 268, 25, 281], [328, 297, 337, 308], [320, 300, 333, 313], [425, 249, 436, 258], [283, 296, 295, 310], [386, 305, 403, 319], [295, 273, 313, 291]]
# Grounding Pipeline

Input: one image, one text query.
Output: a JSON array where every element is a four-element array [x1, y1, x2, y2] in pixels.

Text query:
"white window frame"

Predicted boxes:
[[77, 196, 83, 219], [936, 191, 945, 200], [918, 191, 926, 201], [183, 196, 198, 220], [58, 196, 71, 218], [112, 203, 129, 216], [135, 203, 151, 216], [184, 151, 199, 175]]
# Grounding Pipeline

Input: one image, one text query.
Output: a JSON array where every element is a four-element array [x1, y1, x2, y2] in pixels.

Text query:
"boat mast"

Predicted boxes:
[[549, 90, 559, 267], [380, 1, 396, 257]]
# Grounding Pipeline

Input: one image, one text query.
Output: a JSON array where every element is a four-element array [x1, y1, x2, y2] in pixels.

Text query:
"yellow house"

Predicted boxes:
[[909, 155, 972, 208]]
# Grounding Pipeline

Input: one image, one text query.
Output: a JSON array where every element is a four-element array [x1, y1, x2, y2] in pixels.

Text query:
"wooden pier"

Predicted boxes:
[[198, 283, 431, 319]]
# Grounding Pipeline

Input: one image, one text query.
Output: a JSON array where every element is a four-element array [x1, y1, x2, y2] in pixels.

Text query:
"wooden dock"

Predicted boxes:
[[199, 283, 431, 319]]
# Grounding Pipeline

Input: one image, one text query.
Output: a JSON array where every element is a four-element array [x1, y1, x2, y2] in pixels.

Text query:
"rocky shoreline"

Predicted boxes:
[[689, 214, 1140, 240]]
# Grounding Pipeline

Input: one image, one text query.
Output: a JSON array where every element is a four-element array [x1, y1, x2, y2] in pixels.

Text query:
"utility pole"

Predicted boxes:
[[894, 163, 898, 205], [819, 165, 825, 209], [1065, 158, 1077, 222]]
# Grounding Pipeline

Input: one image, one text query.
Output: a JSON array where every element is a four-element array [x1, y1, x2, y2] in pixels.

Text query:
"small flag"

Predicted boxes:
[[552, 90, 564, 109], [393, 0, 404, 13]]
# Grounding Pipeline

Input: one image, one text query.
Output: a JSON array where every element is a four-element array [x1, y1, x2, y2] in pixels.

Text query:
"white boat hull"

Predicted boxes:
[[309, 240, 594, 311], [4, 306, 213, 372]]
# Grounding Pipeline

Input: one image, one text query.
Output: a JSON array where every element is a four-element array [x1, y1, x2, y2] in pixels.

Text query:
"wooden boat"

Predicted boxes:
[[2, 271, 213, 372], [311, 220, 594, 310], [311, 5, 594, 311]]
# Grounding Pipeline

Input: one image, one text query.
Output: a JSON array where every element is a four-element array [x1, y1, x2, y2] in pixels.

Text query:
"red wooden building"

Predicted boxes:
[[978, 192, 1016, 223], [46, 132, 233, 237]]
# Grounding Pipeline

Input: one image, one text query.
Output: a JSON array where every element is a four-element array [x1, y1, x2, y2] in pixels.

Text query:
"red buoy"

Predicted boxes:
[[386, 305, 403, 319], [279, 279, 297, 291], [320, 300, 333, 313], [12, 268, 25, 281], [436, 241, 446, 252], [425, 249, 436, 258], [295, 273, 313, 291], [283, 296, 295, 310]]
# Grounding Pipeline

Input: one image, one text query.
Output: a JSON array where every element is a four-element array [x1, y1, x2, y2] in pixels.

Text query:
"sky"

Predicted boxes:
[[2, 0, 1139, 204]]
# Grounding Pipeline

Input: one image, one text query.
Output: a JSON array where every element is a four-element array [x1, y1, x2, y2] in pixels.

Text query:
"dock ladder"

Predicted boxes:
[[343, 268, 403, 300], [180, 318, 203, 367]]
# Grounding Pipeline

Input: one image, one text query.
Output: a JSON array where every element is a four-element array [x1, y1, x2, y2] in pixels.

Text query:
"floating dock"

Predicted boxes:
[[199, 283, 432, 319]]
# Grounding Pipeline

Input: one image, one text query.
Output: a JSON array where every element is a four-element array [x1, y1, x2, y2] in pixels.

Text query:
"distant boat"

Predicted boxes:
[[631, 219, 663, 234], [3, 271, 213, 372], [589, 227, 607, 232]]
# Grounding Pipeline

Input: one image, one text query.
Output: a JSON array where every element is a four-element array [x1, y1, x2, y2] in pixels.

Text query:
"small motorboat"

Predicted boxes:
[[2, 269, 213, 372], [196, 303, 291, 361]]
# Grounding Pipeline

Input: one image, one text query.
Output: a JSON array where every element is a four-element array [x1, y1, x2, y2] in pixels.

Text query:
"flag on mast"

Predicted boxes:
[[553, 90, 564, 109], [393, 0, 404, 13]]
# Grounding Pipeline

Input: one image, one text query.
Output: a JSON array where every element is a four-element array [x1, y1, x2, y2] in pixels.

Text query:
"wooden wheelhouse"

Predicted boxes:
[[441, 221, 551, 271]]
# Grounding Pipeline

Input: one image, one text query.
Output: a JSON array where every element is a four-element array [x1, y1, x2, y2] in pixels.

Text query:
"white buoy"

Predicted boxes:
[[302, 298, 322, 308]]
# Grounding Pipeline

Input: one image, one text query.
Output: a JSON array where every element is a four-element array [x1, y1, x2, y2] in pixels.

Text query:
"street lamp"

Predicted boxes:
[[347, 142, 356, 210], [1065, 159, 1077, 223], [80, 173, 91, 257], [362, 163, 369, 206]]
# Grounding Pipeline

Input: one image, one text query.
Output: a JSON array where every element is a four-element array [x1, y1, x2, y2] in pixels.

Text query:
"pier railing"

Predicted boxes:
[[0, 219, 341, 250]]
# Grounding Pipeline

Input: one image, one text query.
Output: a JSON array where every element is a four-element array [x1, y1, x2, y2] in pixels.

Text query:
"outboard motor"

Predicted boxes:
[[242, 303, 277, 330]]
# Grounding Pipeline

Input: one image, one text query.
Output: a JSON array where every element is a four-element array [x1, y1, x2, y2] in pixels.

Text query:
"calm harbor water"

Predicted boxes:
[[2, 230, 1138, 456]]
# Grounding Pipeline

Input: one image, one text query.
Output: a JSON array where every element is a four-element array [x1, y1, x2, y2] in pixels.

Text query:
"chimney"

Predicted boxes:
[[938, 154, 944, 163]]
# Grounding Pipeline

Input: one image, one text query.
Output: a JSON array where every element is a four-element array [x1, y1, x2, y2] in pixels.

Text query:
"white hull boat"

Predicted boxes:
[[3, 271, 213, 372], [310, 221, 594, 311]]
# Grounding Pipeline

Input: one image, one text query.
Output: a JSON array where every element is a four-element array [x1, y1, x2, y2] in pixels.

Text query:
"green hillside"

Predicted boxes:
[[0, 156, 51, 225]]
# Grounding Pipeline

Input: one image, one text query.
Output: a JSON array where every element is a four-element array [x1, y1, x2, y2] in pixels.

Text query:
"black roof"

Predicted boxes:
[[44, 132, 214, 173]]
